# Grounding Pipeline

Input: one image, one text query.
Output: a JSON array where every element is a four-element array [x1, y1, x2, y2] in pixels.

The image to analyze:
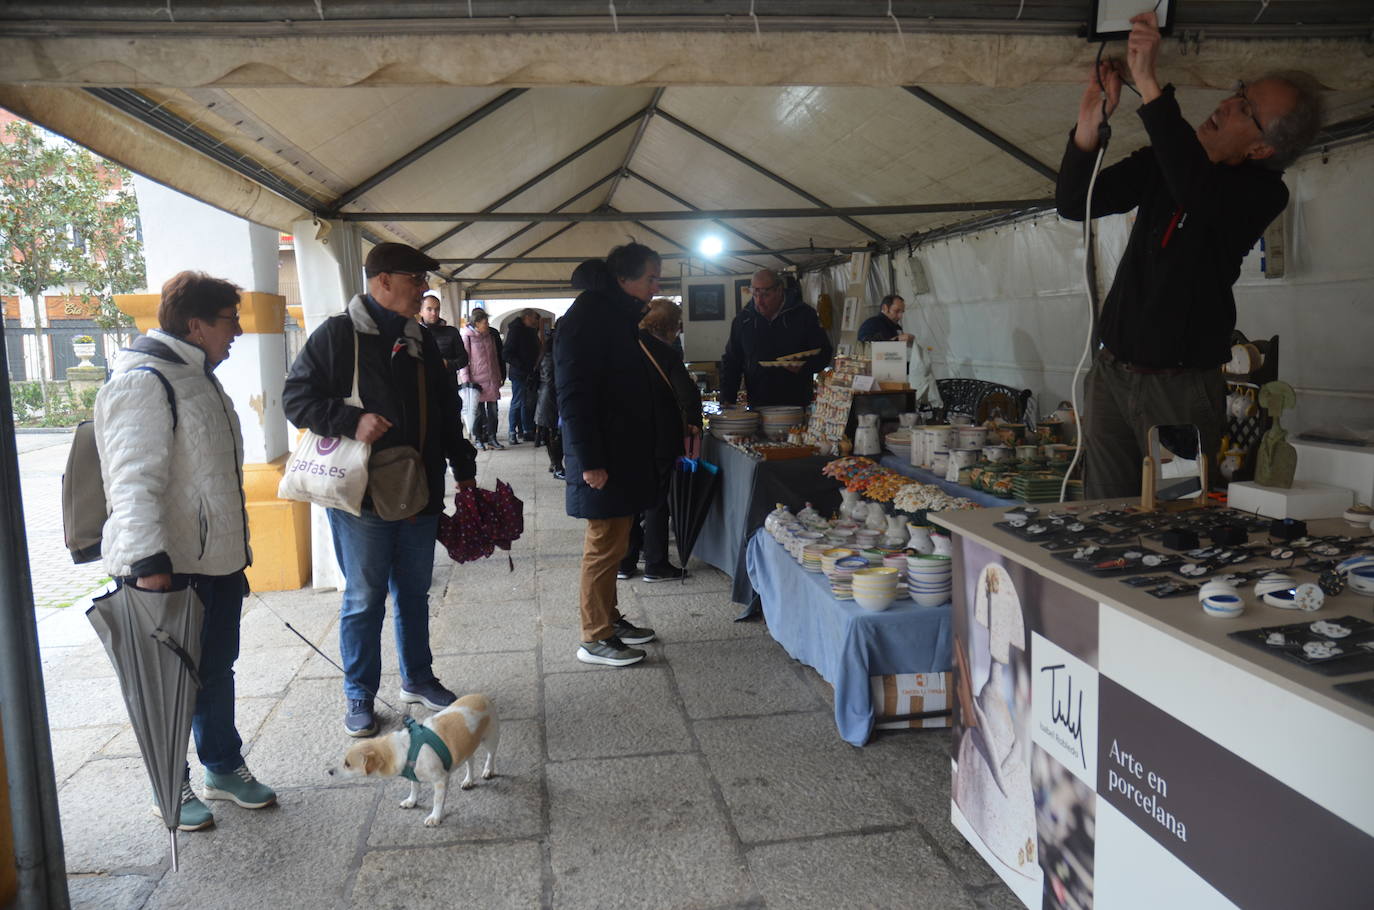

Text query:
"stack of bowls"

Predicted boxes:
[[828, 555, 869, 600], [710, 408, 760, 440], [757, 405, 806, 440], [860, 547, 886, 567], [882, 552, 908, 581], [854, 528, 880, 549], [906, 554, 953, 607], [801, 544, 828, 573], [852, 567, 900, 611], [821, 547, 857, 575], [788, 529, 824, 561]]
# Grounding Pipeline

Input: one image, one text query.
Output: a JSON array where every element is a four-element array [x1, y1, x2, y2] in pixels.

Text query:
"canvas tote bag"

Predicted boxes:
[[366, 364, 428, 521], [278, 331, 371, 515]]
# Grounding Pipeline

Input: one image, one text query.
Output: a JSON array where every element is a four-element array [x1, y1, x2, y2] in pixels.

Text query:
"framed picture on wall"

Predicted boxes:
[[841, 296, 860, 331], [734, 278, 752, 314], [688, 283, 726, 321]]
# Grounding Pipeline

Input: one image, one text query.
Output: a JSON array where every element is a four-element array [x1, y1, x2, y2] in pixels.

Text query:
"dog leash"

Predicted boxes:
[[250, 592, 404, 716]]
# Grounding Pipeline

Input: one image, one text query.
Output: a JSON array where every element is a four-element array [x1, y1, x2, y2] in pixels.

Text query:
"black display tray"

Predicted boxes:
[[1051, 544, 1172, 577], [1333, 678, 1374, 708], [992, 519, 1098, 543], [1229, 616, 1374, 676]]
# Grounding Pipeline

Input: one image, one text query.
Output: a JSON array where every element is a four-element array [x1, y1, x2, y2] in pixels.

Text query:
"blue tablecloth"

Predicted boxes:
[[746, 529, 953, 746], [878, 454, 1019, 508]]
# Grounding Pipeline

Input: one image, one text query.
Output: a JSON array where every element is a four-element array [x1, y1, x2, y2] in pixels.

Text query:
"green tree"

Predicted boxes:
[[0, 118, 144, 412]]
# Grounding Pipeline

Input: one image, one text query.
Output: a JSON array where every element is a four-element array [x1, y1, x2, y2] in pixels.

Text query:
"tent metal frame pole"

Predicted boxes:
[[623, 168, 795, 269], [434, 246, 871, 264], [608, 207, 733, 277], [421, 103, 656, 253], [327, 88, 528, 211], [446, 169, 620, 279], [653, 108, 888, 244], [0, 323, 70, 910], [463, 222, 582, 290], [341, 200, 1051, 222], [902, 85, 1058, 182]]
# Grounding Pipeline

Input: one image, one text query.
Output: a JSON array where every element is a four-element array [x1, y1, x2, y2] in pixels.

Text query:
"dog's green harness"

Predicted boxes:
[[400, 716, 453, 782]]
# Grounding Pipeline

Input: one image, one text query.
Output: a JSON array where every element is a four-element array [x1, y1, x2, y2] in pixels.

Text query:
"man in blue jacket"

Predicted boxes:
[[719, 269, 832, 408]]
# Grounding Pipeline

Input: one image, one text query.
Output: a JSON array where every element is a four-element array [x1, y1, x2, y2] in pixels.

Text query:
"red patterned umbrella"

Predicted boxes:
[[437, 480, 524, 568]]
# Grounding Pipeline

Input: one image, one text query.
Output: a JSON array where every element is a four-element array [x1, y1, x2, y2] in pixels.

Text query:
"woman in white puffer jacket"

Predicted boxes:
[[94, 271, 275, 833]]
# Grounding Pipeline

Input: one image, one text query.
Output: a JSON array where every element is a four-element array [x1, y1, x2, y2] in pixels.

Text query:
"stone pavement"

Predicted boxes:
[[37, 434, 1020, 910], [16, 430, 112, 610]]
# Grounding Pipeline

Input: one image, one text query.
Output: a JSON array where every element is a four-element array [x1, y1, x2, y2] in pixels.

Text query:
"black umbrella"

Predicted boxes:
[[670, 456, 721, 574], [87, 581, 203, 871]]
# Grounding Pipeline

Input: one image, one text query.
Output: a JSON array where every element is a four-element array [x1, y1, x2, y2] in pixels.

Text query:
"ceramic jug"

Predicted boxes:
[[906, 523, 934, 554], [865, 503, 888, 532], [854, 413, 882, 456], [883, 514, 907, 547], [839, 489, 862, 521], [931, 532, 953, 557]]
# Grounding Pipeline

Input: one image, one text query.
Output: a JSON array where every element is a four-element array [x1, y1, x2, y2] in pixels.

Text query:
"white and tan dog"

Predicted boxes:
[[330, 693, 499, 826]]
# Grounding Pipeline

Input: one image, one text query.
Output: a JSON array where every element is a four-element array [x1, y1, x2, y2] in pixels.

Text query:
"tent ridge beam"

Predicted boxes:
[[602, 87, 665, 209], [653, 108, 888, 244], [421, 101, 656, 253], [326, 88, 527, 212], [902, 85, 1058, 183], [343, 201, 1052, 222], [623, 168, 797, 268]]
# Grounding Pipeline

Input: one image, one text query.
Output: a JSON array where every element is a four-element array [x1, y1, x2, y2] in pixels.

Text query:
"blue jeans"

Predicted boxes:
[[327, 508, 440, 701], [187, 572, 247, 775], [508, 373, 531, 439]]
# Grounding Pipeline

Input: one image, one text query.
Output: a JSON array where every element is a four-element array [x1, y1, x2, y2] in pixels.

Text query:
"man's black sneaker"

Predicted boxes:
[[612, 618, 655, 645], [344, 699, 377, 737], [475, 441, 488, 451], [576, 636, 646, 667], [552, 469, 566, 481], [616, 561, 639, 580], [488, 439, 505, 450], [399, 678, 457, 711], [642, 564, 687, 583]]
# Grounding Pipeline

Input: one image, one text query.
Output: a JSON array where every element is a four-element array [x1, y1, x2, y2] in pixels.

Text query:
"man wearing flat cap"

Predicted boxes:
[[284, 242, 477, 738]]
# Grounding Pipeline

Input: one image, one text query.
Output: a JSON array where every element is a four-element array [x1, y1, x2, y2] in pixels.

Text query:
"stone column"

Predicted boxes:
[[114, 176, 310, 591], [291, 217, 363, 591]]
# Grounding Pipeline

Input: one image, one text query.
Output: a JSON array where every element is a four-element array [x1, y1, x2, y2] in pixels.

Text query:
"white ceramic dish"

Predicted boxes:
[[912, 590, 949, 607]]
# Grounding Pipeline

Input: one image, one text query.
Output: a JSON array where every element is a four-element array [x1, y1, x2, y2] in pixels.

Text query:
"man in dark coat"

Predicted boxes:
[[557, 248, 660, 668], [1056, 12, 1322, 497], [503, 308, 541, 445], [720, 269, 833, 408], [418, 290, 467, 376], [857, 294, 913, 344], [282, 242, 477, 738]]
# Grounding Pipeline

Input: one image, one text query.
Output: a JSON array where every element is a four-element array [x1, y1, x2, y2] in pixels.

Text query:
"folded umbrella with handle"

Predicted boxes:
[[669, 457, 721, 577], [87, 580, 204, 871]]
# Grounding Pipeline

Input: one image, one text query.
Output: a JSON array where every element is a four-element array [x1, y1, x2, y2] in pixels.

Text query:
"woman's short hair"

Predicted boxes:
[[640, 298, 682, 340], [606, 242, 661, 282], [158, 271, 241, 337], [469, 307, 489, 325]]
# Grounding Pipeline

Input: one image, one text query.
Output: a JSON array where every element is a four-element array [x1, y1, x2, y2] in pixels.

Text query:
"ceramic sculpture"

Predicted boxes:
[[1255, 381, 1298, 488]]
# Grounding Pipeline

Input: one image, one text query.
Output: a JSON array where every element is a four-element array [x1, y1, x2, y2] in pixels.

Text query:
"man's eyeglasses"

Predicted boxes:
[[750, 284, 779, 296], [206, 312, 241, 326], [387, 271, 429, 285], [1231, 80, 1266, 135]]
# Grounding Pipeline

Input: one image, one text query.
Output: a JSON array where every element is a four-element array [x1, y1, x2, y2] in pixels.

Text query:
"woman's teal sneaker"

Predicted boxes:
[[203, 765, 277, 809], [151, 780, 214, 832]]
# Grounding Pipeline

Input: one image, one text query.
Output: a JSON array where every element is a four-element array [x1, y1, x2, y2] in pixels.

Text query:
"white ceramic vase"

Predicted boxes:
[[883, 514, 907, 547], [839, 489, 862, 521]]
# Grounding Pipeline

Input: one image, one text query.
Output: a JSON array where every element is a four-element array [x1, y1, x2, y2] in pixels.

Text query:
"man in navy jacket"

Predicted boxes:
[[719, 270, 832, 408]]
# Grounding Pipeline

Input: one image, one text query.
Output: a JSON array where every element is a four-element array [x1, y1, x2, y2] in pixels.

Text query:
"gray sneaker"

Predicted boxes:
[[612, 618, 655, 645], [576, 636, 645, 667]]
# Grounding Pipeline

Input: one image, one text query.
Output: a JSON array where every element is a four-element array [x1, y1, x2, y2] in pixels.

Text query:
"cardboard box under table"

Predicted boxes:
[[746, 529, 953, 745]]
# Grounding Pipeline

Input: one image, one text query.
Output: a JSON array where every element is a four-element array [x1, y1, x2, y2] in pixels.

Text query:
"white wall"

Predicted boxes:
[[890, 139, 1374, 435]]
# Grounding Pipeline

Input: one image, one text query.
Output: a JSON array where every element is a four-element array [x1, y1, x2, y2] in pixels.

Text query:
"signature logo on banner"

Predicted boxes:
[[1031, 632, 1099, 789]]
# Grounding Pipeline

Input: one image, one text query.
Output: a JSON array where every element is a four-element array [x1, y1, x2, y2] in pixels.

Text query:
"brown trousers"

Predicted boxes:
[[579, 515, 634, 642]]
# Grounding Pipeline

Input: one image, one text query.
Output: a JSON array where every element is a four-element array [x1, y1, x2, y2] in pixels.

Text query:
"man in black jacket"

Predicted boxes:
[[719, 270, 832, 408], [419, 290, 467, 376], [503, 308, 541, 445], [1056, 12, 1321, 498], [283, 242, 477, 738], [857, 294, 913, 344]]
